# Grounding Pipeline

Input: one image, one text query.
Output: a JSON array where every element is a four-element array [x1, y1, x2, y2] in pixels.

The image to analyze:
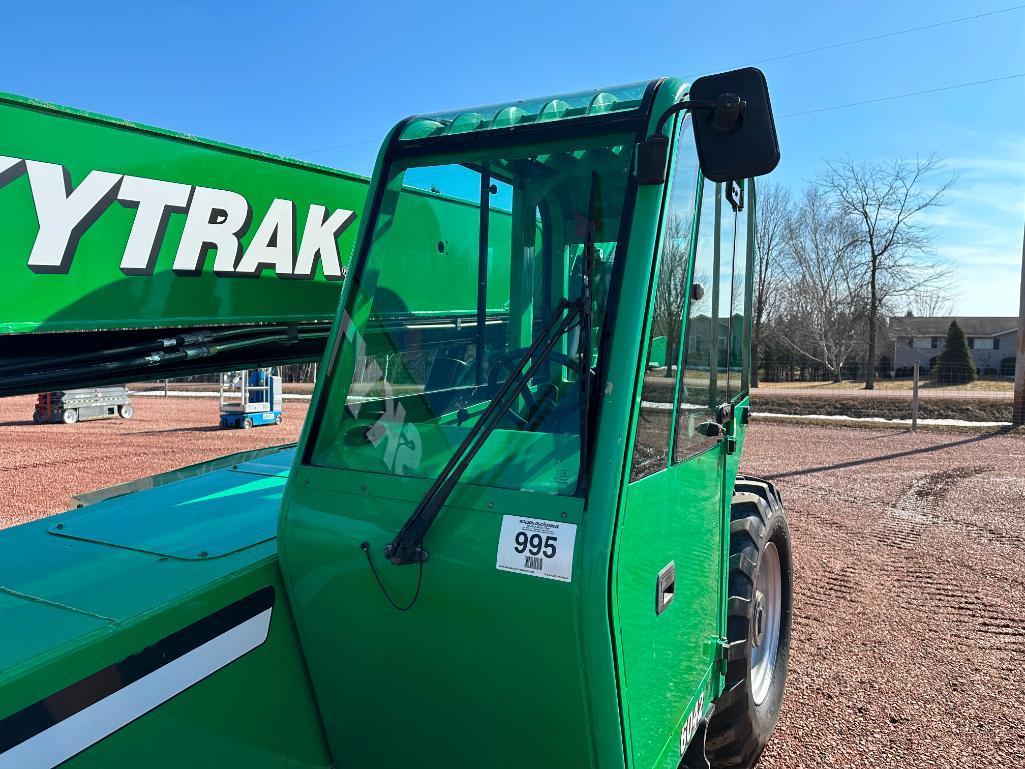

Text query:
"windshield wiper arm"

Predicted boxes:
[[384, 299, 583, 566]]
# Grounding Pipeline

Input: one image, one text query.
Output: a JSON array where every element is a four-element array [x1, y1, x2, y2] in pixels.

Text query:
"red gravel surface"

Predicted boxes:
[[0, 394, 309, 529], [744, 423, 1025, 769], [2, 396, 1023, 766]]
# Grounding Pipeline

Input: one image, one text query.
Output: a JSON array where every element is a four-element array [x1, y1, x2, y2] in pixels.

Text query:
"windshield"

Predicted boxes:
[[309, 133, 635, 495]]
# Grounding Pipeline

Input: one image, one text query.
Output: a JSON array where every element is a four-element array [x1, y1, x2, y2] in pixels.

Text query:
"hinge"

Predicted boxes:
[[726, 180, 744, 212], [712, 636, 735, 684]]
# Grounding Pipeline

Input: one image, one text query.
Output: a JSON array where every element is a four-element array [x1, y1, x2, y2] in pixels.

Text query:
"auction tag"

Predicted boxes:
[[496, 515, 577, 582]]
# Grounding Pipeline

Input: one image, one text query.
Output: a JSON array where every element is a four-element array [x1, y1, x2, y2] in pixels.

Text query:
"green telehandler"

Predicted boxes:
[[0, 68, 791, 769]]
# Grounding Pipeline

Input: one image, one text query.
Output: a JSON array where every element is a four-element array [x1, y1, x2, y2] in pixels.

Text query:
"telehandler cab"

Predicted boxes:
[[0, 68, 791, 769]]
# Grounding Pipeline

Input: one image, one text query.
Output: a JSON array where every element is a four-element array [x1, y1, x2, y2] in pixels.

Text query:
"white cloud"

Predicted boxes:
[[912, 133, 1024, 314]]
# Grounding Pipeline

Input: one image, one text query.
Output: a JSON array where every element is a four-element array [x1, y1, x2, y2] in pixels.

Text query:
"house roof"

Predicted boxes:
[[888, 316, 1018, 338]]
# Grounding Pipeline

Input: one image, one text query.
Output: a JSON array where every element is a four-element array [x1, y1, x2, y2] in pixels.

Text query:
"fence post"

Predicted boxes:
[[164, 378, 169, 398], [911, 361, 920, 432], [1014, 217, 1025, 425]]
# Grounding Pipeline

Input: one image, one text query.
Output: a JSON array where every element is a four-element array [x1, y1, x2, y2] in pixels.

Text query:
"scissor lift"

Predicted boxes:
[[218, 368, 283, 429], [33, 386, 134, 424]]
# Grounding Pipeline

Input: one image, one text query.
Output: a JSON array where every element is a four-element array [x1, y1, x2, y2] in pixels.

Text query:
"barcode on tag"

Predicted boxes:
[[524, 555, 543, 570]]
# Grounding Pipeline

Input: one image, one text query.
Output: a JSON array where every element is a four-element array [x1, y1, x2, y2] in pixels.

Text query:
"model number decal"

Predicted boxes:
[[496, 515, 576, 582], [680, 692, 705, 755]]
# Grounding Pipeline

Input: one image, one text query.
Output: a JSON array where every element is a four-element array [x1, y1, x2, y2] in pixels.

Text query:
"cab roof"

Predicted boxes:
[[396, 79, 664, 144]]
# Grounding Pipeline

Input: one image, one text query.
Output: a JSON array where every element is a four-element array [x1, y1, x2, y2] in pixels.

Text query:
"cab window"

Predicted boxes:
[[629, 116, 699, 482]]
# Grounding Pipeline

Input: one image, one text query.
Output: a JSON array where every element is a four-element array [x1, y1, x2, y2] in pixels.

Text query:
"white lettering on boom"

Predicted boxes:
[[0, 154, 356, 279]]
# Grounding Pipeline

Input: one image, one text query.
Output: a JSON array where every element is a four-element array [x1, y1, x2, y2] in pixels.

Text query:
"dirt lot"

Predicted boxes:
[[0, 394, 308, 528], [746, 423, 1025, 768], [1, 394, 1023, 766]]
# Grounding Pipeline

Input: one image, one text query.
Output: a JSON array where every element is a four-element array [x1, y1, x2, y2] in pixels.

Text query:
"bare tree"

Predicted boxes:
[[652, 211, 691, 377], [906, 285, 957, 318], [778, 187, 866, 381], [751, 182, 792, 387], [822, 155, 954, 389]]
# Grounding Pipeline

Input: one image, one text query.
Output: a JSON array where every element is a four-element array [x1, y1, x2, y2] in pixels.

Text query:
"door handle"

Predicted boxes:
[[656, 561, 676, 615], [697, 421, 724, 439], [714, 403, 738, 454], [715, 402, 733, 425]]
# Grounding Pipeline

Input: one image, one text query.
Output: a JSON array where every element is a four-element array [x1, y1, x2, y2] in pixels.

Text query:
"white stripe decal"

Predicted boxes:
[[0, 607, 272, 769]]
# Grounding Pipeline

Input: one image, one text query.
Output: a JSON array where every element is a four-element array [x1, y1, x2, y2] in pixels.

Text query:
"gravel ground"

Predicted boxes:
[[745, 423, 1025, 769], [0, 394, 307, 529], [1, 395, 1022, 766]]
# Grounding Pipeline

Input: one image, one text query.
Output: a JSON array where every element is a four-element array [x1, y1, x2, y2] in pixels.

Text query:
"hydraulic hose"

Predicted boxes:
[[0, 328, 329, 394], [0, 324, 330, 377], [0, 332, 216, 375]]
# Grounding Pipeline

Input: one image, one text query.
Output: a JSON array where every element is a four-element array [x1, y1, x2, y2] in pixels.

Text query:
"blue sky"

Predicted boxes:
[[3, 1, 1024, 315]]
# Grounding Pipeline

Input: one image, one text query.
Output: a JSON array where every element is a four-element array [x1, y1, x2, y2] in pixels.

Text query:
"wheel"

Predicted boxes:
[[118, 403, 134, 419], [32, 409, 43, 424], [275, 414, 283, 425], [242, 418, 253, 430], [706, 476, 792, 769], [62, 408, 79, 425]]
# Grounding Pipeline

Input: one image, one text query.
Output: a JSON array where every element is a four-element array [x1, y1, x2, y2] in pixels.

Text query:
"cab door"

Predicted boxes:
[[612, 116, 732, 769]]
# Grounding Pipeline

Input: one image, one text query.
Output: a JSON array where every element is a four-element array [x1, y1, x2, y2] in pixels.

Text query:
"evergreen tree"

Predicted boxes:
[[934, 320, 976, 384]]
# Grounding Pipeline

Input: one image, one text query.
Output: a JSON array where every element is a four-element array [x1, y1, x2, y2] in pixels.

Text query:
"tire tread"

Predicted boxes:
[[706, 475, 792, 769]]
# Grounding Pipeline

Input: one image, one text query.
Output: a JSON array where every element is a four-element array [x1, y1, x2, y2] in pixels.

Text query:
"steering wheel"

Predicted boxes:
[[488, 348, 581, 428]]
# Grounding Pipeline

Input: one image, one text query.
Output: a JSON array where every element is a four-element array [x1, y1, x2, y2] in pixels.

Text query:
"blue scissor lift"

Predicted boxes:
[[218, 368, 283, 429]]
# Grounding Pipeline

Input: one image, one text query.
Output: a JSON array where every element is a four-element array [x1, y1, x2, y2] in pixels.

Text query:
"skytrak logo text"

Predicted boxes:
[[0, 155, 355, 280]]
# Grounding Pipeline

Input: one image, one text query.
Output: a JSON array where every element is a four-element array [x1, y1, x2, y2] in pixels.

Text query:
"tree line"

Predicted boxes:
[[752, 155, 955, 388]]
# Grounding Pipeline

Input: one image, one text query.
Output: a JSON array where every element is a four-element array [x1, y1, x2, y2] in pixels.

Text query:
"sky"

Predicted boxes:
[[3, 1, 1024, 316]]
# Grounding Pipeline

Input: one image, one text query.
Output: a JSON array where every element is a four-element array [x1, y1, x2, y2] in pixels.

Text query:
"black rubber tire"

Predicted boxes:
[[243, 418, 253, 430], [32, 409, 43, 424], [118, 403, 134, 419], [706, 475, 792, 769]]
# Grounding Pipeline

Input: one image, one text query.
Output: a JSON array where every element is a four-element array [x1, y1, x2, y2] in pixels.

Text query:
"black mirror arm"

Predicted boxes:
[[654, 99, 713, 135], [637, 93, 748, 187], [653, 94, 747, 138]]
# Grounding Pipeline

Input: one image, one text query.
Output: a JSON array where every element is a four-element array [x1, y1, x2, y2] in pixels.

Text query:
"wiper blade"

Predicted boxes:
[[384, 299, 583, 566]]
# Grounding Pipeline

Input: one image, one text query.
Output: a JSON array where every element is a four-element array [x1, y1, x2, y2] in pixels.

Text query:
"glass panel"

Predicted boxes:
[[631, 117, 699, 482], [715, 186, 733, 405], [398, 82, 650, 141], [674, 178, 719, 462], [310, 134, 636, 496], [727, 182, 748, 399]]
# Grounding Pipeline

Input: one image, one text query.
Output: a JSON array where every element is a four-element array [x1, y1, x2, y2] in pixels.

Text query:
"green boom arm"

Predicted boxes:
[[0, 93, 511, 394]]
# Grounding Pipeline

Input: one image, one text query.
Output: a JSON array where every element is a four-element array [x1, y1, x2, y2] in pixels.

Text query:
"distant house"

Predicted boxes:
[[887, 316, 1018, 375], [648, 314, 744, 371], [686, 314, 745, 368]]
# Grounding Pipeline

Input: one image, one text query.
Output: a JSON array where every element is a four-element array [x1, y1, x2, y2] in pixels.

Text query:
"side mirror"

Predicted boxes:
[[690, 67, 779, 183], [636, 67, 780, 185]]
